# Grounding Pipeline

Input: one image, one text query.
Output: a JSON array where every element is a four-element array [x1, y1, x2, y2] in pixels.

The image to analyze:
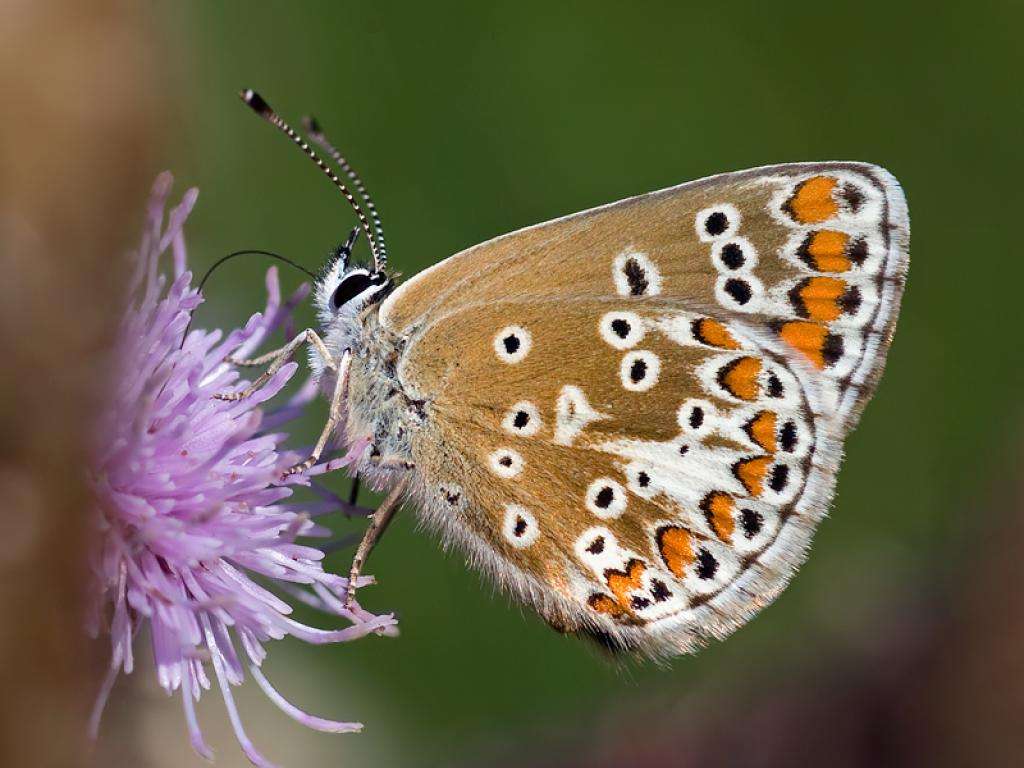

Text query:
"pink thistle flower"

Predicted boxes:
[[86, 172, 396, 767]]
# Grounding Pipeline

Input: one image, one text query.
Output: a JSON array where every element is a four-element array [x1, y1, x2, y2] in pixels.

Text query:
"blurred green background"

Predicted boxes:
[[129, 2, 1024, 765]]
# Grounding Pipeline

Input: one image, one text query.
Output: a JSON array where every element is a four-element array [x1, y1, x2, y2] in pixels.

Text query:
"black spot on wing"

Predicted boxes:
[[768, 464, 790, 493], [721, 242, 745, 269], [724, 278, 753, 305], [696, 548, 719, 580], [586, 536, 605, 554], [779, 421, 798, 453], [839, 285, 862, 315], [630, 358, 648, 383], [848, 237, 868, 266], [704, 211, 729, 237], [688, 406, 704, 429], [650, 579, 671, 602], [822, 333, 845, 367], [840, 182, 865, 212], [623, 258, 649, 296], [740, 508, 764, 539]]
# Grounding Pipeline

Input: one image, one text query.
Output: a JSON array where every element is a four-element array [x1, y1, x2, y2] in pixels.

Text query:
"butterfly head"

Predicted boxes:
[[315, 234, 392, 328]]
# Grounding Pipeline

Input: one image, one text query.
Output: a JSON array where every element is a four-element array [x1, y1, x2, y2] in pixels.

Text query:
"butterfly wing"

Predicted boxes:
[[377, 163, 908, 654]]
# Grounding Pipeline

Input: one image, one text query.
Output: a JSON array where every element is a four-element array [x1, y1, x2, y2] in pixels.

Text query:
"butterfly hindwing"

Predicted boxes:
[[377, 163, 908, 655]]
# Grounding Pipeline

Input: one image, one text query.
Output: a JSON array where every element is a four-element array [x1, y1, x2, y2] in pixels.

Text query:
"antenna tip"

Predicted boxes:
[[239, 88, 272, 117], [301, 115, 323, 135]]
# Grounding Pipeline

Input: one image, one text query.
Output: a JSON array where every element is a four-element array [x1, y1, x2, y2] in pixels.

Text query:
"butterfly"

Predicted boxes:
[[226, 89, 909, 657]]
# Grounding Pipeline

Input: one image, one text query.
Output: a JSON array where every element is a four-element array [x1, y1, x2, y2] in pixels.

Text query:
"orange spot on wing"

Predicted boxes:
[[719, 356, 762, 400], [793, 276, 848, 322], [804, 230, 851, 272], [745, 410, 777, 452], [785, 176, 839, 224], [588, 593, 626, 617], [777, 321, 844, 370], [733, 456, 772, 496], [701, 491, 736, 540], [693, 318, 741, 350], [606, 559, 646, 607], [657, 527, 695, 578]]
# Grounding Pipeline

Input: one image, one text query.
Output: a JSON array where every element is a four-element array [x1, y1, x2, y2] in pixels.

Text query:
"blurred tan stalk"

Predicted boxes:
[[0, 1, 163, 765]]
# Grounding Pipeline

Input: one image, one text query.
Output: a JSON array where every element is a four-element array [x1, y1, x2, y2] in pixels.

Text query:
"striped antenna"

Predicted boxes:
[[302, 115, 388, 270], [239, 89, 381, 269]]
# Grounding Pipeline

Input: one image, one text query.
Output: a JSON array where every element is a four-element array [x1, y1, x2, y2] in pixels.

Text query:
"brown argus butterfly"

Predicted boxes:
[[223, 89, 909, 656]]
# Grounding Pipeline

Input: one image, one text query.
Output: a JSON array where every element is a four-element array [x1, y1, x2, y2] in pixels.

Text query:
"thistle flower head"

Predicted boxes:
[[87, 172, 395, 767]]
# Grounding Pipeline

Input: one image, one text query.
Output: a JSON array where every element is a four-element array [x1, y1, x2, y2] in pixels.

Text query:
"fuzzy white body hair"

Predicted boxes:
[[310, 264, 419, 481], [308, 258, 385, 380]]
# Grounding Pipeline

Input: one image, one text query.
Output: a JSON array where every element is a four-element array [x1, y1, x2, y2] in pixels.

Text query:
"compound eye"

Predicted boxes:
[[331, 272, 373, 309]]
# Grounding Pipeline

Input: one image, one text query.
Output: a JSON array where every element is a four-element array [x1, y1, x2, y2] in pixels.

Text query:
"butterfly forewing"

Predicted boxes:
[[378, 163, 908, 655]]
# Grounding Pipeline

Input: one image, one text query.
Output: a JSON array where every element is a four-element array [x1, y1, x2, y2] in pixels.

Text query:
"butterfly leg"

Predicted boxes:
[[367, 454, 416, 470], [226, 330, 329, 368], [226, 345, 292, 368], [344, 476, 409, 609], [282, 349, 352, 477], [215, 328, 335, 401]]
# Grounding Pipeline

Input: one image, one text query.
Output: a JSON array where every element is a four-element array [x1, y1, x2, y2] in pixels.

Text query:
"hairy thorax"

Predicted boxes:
[[330, 308, 422, 478]]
